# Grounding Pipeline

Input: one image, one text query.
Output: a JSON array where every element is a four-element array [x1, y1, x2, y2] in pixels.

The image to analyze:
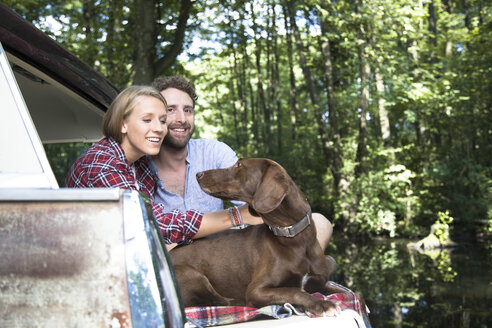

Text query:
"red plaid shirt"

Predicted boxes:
[[65, 137, 202, 245]]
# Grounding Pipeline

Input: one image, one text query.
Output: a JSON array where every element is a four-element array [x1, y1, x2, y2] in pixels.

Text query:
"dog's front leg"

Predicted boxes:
[[303, 248, 336, 295], [246, 284, 339, 317], [303, 274, 331, 294]]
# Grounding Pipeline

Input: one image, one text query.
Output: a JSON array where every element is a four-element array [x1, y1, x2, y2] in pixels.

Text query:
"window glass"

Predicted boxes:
[[0, 44, 57, 188]]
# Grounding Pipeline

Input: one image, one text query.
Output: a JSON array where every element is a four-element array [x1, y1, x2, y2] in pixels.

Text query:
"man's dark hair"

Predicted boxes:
[[151, 76, 198, 107]]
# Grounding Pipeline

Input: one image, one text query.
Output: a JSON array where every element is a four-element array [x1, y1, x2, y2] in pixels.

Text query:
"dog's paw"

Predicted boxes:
[[322, 302, 341, 317], [310, 299, 340, 317]]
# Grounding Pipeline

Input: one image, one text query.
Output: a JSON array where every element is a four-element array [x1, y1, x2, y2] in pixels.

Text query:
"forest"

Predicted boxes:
[[4, 0, 491, 241]]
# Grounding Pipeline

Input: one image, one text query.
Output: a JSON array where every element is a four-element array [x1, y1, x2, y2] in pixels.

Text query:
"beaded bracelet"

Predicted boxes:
[[228, 206, 243, 227]]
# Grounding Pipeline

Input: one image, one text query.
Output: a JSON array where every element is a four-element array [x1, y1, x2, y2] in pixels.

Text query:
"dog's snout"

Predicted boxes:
[[196, 171, 204, 180]]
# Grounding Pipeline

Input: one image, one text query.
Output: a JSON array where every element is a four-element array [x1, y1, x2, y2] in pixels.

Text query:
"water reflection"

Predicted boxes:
[[326, 237, 492, 328]]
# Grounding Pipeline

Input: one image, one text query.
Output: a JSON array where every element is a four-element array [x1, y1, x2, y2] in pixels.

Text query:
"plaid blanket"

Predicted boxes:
[[184, 281, 371, 327]]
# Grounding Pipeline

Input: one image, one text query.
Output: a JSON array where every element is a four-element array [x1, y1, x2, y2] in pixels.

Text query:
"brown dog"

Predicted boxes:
[[169, 158, 339, 316]]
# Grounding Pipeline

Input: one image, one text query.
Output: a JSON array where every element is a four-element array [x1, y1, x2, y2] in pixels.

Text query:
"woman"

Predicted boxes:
[[66, 85, 262, 250]]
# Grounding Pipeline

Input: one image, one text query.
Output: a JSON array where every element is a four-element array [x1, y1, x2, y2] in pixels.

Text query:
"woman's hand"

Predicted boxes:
[[193, 204, 264, 239], [166, 243, 177, 251]]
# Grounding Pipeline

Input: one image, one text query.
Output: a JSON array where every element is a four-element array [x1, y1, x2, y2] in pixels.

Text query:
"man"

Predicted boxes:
[[150, 76, 333, 250], [149, 76, 242, 213]]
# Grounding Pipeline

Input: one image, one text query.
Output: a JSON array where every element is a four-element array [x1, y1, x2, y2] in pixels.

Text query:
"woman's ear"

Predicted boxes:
[[121, 122, 128, 134]]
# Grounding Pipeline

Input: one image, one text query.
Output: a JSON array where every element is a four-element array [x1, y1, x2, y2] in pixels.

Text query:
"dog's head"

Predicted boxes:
[[197, 158, 290, 213]]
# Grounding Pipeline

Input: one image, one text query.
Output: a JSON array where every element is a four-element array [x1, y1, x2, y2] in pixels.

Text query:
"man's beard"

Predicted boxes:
[[163, 124, 194, 150]]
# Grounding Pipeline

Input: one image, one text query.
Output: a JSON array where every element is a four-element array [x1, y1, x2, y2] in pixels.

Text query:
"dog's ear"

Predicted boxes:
[[252, 163, 289, 213]]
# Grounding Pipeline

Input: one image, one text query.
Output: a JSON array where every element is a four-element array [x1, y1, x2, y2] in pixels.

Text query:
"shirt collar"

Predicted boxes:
[[185, 143, 191, 165], [107, 137, 128, 165], [107, 137, 149, 169]]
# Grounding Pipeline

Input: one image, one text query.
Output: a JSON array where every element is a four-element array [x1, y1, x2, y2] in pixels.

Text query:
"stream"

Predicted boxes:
[[326, 237, 492, 327]]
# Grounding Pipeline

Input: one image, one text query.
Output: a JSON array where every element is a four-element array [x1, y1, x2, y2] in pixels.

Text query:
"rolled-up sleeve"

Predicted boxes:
[[152, 203, 203, 245]]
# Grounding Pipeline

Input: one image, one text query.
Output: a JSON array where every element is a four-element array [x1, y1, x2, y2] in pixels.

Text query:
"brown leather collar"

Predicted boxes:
[[268, 208, 312, 237]]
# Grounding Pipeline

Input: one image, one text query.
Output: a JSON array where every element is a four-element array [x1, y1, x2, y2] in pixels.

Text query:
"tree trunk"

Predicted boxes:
[[443, 0, 454, 59], [215, 79, 225, 126], [462, 0, 471, 30], [272, 3, 283, 154], [266, 7, 275, 151], [82, 0, 96, 67], [354, 4, 370, 178], [242, 43, 259, 151], [133, 0, 156, 84], [251, 9, 269, 153], [428, 0, 438, 61], [229, 75, 241, 147], [394, 303, 403, 328], [155, 0, 191, 75], [375, 64, 391, 146], [105, 1, 115, 78], [285, 0, 331, 165], [131, 0, 191, 82], [282, 1, 299, 142], [368, 17, 391, 148], [410, 0, 427, 147], [318, 0, 346, 196], [232, 44, 248, 144]]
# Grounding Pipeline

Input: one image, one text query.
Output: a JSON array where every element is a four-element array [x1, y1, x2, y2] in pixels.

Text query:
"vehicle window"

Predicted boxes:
[[0, 43, 57, 188]]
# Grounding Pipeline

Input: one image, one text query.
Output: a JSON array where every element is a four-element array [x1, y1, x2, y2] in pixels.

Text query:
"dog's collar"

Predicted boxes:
[[269, 208, 312, 238]]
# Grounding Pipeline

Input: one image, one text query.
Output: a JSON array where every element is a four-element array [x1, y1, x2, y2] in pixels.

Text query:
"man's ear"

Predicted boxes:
[[251, 163, 289, 213]]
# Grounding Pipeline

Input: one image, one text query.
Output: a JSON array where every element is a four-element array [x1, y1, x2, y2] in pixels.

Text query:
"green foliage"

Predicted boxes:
[[4, 0, 134, 88], [435, 250, 457, 283], [339, 150, 420, 237], [187, 0, 490, 240], [434, 211, 453, 245], [9, 0, 491, 240], [4, 0, 204, 87], [43, 142, 92, 187], [424, 150, 490, 235]]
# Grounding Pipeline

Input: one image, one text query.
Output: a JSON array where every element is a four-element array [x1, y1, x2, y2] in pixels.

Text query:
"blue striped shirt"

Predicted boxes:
[[150, 139, 244, 214]]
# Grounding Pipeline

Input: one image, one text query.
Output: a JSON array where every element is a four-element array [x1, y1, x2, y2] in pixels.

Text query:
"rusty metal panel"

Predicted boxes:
[[0, 200, 132, 327]]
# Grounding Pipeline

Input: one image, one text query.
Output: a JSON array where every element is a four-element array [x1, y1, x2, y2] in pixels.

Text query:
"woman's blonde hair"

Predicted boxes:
[[102, 85, 167, 143]]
